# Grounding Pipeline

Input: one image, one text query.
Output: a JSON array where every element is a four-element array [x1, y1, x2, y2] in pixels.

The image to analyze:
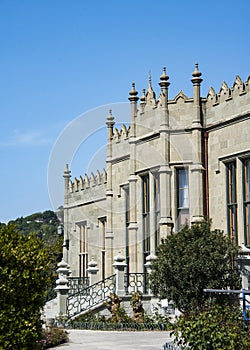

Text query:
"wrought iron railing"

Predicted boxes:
[[163, 342, 186, 350], [68, 277, 89, 295], [67, 274, 116, 318], [124, 273, 148, 294], [68, 321, 167, 331]]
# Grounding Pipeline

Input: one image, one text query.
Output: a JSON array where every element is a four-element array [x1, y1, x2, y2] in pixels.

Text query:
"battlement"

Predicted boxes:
[[68, 169, 107, 194], [205, 74, 250, 127], [111, 124, 130, 144], [207, 75, 250, 106]]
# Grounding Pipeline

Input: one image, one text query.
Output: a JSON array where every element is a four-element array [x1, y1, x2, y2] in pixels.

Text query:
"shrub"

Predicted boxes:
[[173, 304, 250, 350], [37, 328, 69, 349], [0, 224, 51, 349], [150, 220, 241, 314]]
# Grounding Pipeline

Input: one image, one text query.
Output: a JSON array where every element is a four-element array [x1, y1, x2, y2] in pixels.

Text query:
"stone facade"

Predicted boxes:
[[63, 65, 250, 286]]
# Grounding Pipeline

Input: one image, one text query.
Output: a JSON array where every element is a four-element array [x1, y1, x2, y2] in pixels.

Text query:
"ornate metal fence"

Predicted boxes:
[[163, 343, 185, 350], [68, 277, 89, 295], [124, 273, 148, 294], [67, 274, 116, 318]]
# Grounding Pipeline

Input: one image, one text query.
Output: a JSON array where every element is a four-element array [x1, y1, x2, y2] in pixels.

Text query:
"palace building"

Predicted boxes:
[[62, 64, 250, 290]]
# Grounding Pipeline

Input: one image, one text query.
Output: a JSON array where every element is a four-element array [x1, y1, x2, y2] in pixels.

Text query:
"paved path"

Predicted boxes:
[[54, 330, 172, 350]]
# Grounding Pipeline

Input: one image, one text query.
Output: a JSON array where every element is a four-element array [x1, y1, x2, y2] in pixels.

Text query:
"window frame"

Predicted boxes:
[[176, 167, 190, 229], [225, 160, 238, 244], [243, 158, 250, 246]]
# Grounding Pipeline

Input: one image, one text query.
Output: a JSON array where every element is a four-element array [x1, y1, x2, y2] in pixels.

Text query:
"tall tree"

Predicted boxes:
[[150, 221, 241, 314]]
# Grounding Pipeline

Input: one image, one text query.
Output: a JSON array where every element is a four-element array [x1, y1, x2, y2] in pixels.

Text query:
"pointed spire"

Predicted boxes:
[[146, 70, 156, 102], [148, 70, 153, 92]]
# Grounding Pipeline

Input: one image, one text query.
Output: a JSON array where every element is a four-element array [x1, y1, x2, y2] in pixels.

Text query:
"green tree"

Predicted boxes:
[[150, 221, 241, 314], [0, 224, 51, 349]]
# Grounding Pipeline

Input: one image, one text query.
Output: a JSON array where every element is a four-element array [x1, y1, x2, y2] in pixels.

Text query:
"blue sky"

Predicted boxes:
[[0, 0, 250, 223]]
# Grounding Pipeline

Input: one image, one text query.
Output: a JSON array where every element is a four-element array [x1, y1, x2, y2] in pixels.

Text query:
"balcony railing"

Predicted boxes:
[[67, 274, 116, 318], [124, 273, 148, 294], [68, 277, 89, 295]]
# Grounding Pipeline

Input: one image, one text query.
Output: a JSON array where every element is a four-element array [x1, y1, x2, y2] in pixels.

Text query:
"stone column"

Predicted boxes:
[[190, 63, 205, 223], [87, 258, 99, 286], [158, 68, 173, 237], [144, 253, 157, 295], [106, 110, 115, 275], [55, 259, 70, 317], [128, 83, 139, 273], [113, 252, 127, 296], [63, 164, 71, 263]]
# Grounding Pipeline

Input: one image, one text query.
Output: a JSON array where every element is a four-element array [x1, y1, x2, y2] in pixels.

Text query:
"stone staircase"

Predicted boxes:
[[44, 252, 155, 321]]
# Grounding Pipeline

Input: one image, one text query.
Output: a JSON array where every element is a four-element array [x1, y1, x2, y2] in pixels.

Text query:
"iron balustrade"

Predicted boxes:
[[124, 273, 148, 294], [67, 274, 116, 318], [68, 277, 89, 295], [68, 321, 167, 331], [163, 343, 186, 350]]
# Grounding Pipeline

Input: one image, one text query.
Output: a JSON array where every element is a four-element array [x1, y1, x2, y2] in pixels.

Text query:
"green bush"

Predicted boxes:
[[0, 224, 51, 349], [173, 304, 250, 350], [150, 221, 241, 314], [37, 328, 69, 349]]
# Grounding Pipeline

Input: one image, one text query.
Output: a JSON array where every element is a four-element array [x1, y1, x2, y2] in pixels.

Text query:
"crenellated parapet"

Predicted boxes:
[[68, 169, 107, 193], [112, 124, 130, 143], [206, 74, 250, 126], [207, 75, 249, 106]]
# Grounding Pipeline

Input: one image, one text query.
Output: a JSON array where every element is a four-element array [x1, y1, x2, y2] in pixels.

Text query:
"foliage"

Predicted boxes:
[[0, 224, 51, 349], [7, 210, 60, 239], [1, 210, 64, 302], [130, 291, 145, 322], [107, 293, 132, 322], [68, 310, 106, 324], [172, 304, 250, 350], [37, 327, 69, 349], [150, 220, 241, 314], [149, 304, 171, 327], [69, 294, 172, 330]]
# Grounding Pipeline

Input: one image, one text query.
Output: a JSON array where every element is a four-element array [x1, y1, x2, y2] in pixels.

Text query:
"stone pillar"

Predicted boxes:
[[106, 110, 115, 275], [63, 164, 71, 263], [144, 253, 157, 295], [128, 83, 139, 273], [190, 63, 205, 223], [158, 68, 173, 236], [113, 252, 127, 296], [87, 258, 99, 286], [55, 259, 70, 316]]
